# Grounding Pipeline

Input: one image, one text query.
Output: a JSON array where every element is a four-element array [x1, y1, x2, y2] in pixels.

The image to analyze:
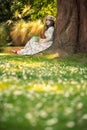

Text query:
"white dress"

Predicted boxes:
[[17, 26, 54, 55]]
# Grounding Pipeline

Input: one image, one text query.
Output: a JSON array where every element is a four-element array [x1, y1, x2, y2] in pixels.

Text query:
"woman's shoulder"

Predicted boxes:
[[49, 26, 54, 29], [48, 26, 54, 30]]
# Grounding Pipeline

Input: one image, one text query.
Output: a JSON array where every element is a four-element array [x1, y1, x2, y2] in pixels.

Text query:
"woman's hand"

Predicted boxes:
[[39, 38, 50, 44], [39, 39, 44, 43]]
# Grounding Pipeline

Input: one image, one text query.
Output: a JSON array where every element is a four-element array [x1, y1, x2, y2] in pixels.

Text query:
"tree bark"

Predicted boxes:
[[79, 0, 87, 52], [53, 0, 87, 54]]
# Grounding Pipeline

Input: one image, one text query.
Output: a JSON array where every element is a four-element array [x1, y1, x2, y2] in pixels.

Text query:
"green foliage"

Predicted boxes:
[[0, 0, 13, 22], [0, 0, 56, 45], [30, 0, 57, 20], [0, 0, 57, 22], [0, 0, 57, 46], [0, 54, 87, 130], [0, 23, 11, 46], [31, 2, 57, 20]]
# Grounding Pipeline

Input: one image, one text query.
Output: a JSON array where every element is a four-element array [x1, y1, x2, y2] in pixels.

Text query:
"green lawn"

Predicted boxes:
[[0, 52, 87, 130]]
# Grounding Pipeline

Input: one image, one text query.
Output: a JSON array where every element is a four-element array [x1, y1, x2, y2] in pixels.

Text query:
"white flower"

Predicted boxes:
[[39, 110, 48, 118], [46, 118, 58, 126], [82, 114, 87, 120], [13, 90, 23, 96], [66, 121, 75, 128], [77, 103, 83, 109]]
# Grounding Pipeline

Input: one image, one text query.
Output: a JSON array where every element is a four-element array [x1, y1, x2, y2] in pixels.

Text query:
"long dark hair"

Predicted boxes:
[[41, 17, 55, 38], [45, 20, 55, 31]]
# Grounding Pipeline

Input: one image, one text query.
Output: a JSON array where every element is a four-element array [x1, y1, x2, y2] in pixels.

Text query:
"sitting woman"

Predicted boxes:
[[12, 15, 55, 55]]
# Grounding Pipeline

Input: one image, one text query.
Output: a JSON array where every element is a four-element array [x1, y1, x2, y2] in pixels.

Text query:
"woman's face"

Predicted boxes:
[[45, 19, 51, 26]]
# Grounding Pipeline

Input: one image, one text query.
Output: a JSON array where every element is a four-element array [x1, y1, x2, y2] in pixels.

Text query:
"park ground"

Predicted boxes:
[[0, 47, 87, 130]]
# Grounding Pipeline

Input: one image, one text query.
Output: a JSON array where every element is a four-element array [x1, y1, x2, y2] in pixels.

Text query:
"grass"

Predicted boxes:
[[10, 20, 44, 46], [0, 51, 87, 130]]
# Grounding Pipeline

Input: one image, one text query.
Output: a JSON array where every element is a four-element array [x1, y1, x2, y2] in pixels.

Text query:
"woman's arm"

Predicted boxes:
[[39, 38, 50, 43], [39, 27, 54, 43]]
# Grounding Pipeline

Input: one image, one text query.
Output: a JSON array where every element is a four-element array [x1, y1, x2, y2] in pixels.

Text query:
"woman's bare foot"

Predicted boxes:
[[11, 50, 18, 54]]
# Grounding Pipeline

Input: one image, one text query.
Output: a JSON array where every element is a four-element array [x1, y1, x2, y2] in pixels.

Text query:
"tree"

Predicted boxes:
[[53, 0, 87, 54], [0, 0, 13, 22]]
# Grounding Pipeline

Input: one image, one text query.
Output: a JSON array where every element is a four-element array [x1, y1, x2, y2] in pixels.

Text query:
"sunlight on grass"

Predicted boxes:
[[0, 83, 7, 89], [0, 53, 11, 56], [45, 53, 59, 59], [9, 60, 44, 67], [0, 54, 87, 130], [28, 83, 63, 94]]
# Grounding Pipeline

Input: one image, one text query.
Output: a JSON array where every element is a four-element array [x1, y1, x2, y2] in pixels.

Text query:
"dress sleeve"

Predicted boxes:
[[46, 27, 54, 40]]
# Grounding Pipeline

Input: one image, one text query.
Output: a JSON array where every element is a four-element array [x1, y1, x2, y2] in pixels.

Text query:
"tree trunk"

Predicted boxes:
[[53, 0, 87, 54], [79, 0, 87, 52]]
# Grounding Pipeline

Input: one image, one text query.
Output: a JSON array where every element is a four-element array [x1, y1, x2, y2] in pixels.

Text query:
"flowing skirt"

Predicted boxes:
[[17, 36, 53, 55]]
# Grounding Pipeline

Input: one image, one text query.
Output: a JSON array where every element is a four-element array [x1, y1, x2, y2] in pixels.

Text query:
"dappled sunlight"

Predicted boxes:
[[0, 54, 87, 130], [10, 20, 44, 45], [0, 83, 8, 89], [28, 83, 63, 94], [0, 77, 87, 130], [9, 60, 44, 67], [0, 58, 44, 74], [0, 53, 11, 56], [45, 53, 60, 59]]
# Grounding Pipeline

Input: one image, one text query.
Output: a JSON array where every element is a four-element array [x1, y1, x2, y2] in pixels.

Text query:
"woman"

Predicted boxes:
[[12, 15, 55, 55]]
